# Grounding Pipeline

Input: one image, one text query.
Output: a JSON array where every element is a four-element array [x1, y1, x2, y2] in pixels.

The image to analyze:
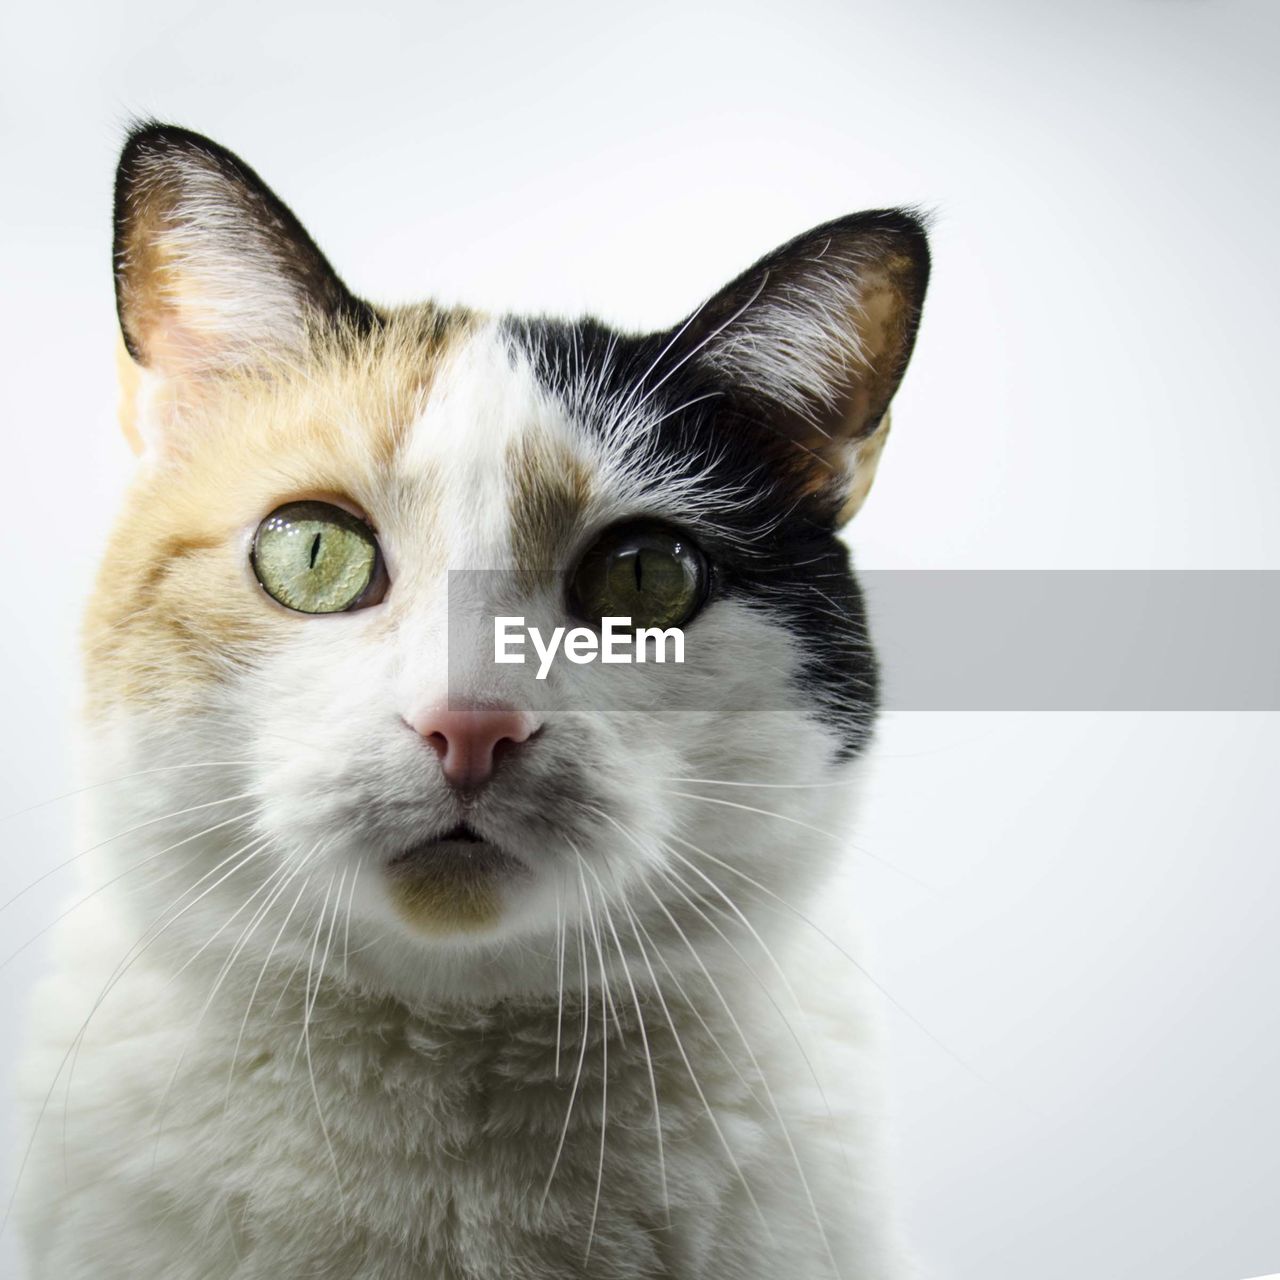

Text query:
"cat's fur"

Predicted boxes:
[[15, 124, 928, 1278]]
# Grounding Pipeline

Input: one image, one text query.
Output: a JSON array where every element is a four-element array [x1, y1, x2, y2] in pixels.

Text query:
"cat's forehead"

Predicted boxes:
[[404, 322, 566, 471], [400, 322, 598, 565], [384, 318, 682, 574]]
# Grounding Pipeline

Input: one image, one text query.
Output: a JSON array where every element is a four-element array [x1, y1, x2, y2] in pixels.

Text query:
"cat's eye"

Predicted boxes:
[[251, 501, 387, 614], [568, 521, 710, 631]]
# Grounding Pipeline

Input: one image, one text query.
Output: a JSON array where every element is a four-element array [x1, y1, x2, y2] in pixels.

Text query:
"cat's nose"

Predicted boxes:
[[407, 705, 538, 790]]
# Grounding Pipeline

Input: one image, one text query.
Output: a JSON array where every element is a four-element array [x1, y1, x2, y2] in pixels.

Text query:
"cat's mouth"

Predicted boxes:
[[383, 823, 524, 933], [421, 822, 484, 846], [387, 821, 517, 868]]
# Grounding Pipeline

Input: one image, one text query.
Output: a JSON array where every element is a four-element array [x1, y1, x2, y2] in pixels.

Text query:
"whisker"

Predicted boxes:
[[8, 812, 269, 1228], [0, 805, 262, 975], [341, 862, 361, 983], [540, 865, 591, 1213], [631, 273, 770, 411], [665, 791, 855, 841], [574, 847, 625, 1050], [579, 858, 670, 1226], [624, 880, 765, 1108], [270, 894, 325, 1020], [554, 877, 566, 1077], [664, 788, 932, 888], [658, 844, 850, 1174], [224, 847, 325, 1112], [671, 833, 986, 1082], [640, 868, 842, 1279], [0, 760, 257, 829], [148, 837, 288, 1162], [628, 294, 714, 405], [614, 892, 771, 1238], [659, 775, 859, 790], [0, 788, 262, 918], [70, 833, 275, 1183], [574, 853, 609, 1262], [584, 803, 765, 1106], [301, 873, 347, 1223], [160, 835, 281, 991]]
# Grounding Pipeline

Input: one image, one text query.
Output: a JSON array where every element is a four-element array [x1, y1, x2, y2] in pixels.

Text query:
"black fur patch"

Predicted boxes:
[[507, 314, 883, 759]]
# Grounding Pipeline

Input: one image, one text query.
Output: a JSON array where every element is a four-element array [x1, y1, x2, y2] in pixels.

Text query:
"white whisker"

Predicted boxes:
[[224, 847, 325, 1112], [658, 842, 849, 1175], [8, 809, 267, 1226], [580, 858, 669, 1225], [665, 788, 931, 887], [0, 788, 261, 919], [149, 835, 286, 1161], [0, 760, 257, 829], [645, 862, 843, 1277], [672, 833, 985, 1081], [614, 892, 772, 1238], [341, 861, 360, 983], [301, 873, 347, 1222], [554, 877, 566, 1077], [574, 852, 609, 1262], [540, 863, 591, 1212]]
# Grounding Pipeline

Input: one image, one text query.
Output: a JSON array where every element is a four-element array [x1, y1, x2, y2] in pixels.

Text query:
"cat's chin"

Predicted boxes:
[[382, 823, 528, 936]]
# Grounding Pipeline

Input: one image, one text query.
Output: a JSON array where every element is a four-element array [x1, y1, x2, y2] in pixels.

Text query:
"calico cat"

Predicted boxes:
[[15, 123, 928, 1279]]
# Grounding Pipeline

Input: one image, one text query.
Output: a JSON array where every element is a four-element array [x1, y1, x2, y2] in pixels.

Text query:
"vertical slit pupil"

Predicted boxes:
[[309, 532, 322, 569]]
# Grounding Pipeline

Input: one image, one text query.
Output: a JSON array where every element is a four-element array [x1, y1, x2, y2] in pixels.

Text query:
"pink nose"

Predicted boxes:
[[408, 705, 537, 789]]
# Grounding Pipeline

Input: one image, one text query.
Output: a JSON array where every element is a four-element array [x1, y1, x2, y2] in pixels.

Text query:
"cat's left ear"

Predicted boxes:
[[672, 210, 930, 524], [113, 122, 373, 453]]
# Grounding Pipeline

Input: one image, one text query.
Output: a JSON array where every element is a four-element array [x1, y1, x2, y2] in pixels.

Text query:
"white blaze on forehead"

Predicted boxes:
[[403, 322, 578, 573]]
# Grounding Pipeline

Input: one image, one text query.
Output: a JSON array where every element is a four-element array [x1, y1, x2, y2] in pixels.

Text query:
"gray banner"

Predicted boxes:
[[865, 571, 1280, 711]]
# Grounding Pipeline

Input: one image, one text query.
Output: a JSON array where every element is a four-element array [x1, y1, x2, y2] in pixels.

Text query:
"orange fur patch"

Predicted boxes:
[[86, 308, 472, 716], [506, 431, 595, 575]]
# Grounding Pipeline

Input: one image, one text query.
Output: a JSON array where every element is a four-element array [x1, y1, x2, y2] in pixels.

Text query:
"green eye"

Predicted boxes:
[[251, 501, 386, 615], [569, 521, 710, 630]]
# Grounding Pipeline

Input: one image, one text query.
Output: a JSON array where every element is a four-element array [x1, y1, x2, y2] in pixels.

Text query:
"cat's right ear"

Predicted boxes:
[[113, 122, 373, 455], [656, 210, 930, 525]]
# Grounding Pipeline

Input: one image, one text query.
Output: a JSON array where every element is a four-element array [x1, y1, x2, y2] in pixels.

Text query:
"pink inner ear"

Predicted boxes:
[[138, 312, 188, 379], [115, 338, 146, 456], [145, 306, 242, 381], [115, 316, 225, 462]]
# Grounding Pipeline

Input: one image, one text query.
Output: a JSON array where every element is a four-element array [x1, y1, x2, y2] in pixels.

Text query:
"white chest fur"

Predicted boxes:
[[18, 881, 905, 1280]]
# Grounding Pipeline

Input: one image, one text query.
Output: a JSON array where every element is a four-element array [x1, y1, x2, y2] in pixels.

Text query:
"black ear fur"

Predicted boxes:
[[677, 209, 930, 445], [113, 121, 375, 372]]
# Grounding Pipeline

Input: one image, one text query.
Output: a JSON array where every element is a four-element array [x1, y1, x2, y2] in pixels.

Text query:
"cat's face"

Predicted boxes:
[[89, 125, 927, 1000]]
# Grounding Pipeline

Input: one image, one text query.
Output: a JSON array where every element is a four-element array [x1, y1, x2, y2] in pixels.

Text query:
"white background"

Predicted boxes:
[[1, 1, 1278, 1277]]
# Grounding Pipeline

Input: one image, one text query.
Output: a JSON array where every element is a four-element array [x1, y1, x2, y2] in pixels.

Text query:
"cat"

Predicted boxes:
[[15, 122, 928, 1279]]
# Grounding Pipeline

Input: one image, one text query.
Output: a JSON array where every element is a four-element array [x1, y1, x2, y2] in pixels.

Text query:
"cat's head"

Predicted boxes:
[[90, 123, 928, 1000]]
